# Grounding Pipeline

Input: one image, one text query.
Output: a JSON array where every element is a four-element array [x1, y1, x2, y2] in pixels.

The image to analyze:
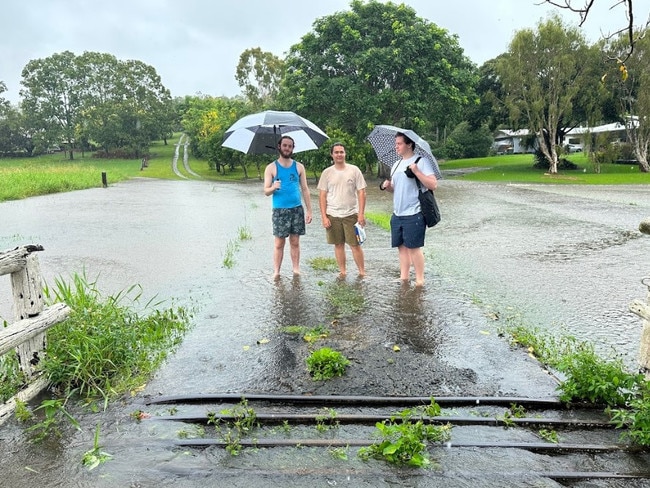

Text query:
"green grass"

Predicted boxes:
[[3, 144, 649, 204], [442, 153, 650, 185]]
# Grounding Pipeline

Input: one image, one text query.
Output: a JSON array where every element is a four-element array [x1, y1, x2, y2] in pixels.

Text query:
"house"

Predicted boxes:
[[492, 129, 535, 154], [493, 118, 637, 154]]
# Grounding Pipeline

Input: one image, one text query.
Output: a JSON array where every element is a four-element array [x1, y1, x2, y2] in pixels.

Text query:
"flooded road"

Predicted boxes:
[[1, 176, 650, 486]]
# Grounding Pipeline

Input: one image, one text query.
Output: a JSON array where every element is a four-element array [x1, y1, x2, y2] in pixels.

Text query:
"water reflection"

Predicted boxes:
[[390, 284, 440, 354]]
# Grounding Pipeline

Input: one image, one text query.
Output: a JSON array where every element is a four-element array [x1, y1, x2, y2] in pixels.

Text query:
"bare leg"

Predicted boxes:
[[273, 236, 286, 278], [398, 245, 411, 281], [350, 244, 365, 276], [289, 234, 301, 274], [334, 243, 346, 276], [409, 247, 426, 286]]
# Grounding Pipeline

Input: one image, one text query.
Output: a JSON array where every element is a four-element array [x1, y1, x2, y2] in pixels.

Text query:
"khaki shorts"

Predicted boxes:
[[326, 214, 359, 246]]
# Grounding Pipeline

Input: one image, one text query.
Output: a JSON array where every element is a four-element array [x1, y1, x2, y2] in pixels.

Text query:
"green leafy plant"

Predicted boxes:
[[555, 344, 642, 406], [538, 429, 559, 443], [328, 445, 349, 460], [14, 399, 33, 422], [217, 398, 259, 456], [82, 424, 112, 470], [306, 347, 350, 380], [358, 401, 451, 467], [315, 408, 339, 433], [610, 385, 650, 445]]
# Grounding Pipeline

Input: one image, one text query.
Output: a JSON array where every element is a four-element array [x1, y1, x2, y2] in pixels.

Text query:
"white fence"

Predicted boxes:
[[0, 245, 71, 425]]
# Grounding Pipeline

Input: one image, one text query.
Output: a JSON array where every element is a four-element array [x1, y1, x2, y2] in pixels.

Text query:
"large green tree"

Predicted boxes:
[[20, 51, 83, 159], [20, 51, 173, 158], [497, 15, 603, 173], [278, 0, 476, 168]]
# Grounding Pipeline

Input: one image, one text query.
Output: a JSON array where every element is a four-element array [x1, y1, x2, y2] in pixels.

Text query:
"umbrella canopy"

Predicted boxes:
[[366, 124, 442, 179], [222, 110, 329, 155]]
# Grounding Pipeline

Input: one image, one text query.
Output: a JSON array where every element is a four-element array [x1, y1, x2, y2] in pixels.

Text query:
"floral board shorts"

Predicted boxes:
[[272, 206, 306, 238]]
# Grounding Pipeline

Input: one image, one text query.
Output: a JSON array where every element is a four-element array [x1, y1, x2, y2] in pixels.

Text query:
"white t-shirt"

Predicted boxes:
[[317, 163, 367, 218], [391, 155, 434, 216]]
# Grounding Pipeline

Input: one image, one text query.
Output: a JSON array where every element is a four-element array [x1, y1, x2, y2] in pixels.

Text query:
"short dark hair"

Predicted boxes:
[[330, 142, 345, 155], [396, 132, 415, 151], [277, 135, 295, 149]]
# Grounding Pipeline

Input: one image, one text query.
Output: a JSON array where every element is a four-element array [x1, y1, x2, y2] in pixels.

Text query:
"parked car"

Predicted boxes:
[[566, 144, 582, 153]]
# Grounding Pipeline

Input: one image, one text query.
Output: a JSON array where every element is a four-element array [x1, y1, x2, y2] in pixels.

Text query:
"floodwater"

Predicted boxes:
[[1, 175, 650, 487]]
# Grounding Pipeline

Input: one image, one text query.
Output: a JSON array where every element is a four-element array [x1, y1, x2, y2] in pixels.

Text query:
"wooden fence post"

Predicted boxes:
[[10, 252, 45, 379]]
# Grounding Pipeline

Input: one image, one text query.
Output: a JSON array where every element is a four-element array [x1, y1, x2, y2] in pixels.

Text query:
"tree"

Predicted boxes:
[[181, 95, 253, 176], [235, 48, 285, 109], [79, 53, 173, 156], [19, 51, 174, 158], [605, 28, 650, 171], [465, 56, 511, 132], [20, 51, 84, 159], [497, 15, 602, 173], [0, 81, 9, 115], [278, 0, 477, 173]]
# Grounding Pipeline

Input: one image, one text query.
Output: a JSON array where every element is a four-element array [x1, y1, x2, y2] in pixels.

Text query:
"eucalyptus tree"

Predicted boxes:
[[604, 28, 650, 171], [20, 51, 84, 159], [497, 15, 603, 173], [235, 48, 285, 109], [278, 0, 477, 173]]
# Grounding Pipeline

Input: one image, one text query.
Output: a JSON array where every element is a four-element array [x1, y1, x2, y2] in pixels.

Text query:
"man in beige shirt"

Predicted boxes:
[[317, 143, 367, 277]]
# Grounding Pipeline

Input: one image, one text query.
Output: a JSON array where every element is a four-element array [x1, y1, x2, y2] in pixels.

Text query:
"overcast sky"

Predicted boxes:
[[0, 0, 631, 104]]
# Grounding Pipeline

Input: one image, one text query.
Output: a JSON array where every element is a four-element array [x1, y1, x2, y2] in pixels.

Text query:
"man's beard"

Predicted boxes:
[[279, 148, 293, 159]]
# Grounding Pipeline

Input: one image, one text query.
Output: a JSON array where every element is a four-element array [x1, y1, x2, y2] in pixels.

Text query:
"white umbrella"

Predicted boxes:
[[222, 110, 329, 155], [366, 124, 442, 179]]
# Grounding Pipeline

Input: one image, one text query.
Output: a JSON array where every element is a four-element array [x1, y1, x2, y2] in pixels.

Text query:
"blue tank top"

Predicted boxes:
[[272, 160, 302, 209]]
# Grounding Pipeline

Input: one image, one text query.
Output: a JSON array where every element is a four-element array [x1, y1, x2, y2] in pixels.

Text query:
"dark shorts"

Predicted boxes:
[[272, 206, 306, 238], [391, 213, 426, 249], [326, 214, 359, 246]]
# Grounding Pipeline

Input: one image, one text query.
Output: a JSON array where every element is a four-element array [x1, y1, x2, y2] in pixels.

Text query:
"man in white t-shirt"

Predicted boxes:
[[317, 143, 367, 277]]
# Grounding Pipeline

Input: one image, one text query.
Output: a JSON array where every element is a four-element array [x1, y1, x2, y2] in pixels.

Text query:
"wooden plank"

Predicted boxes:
[[0, 245, 44, 276], [0, 303, 71, 356], [0, 376, 49, 426]]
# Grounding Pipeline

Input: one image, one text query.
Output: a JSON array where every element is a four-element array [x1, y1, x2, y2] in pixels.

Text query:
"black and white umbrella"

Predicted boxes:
[[222, 110, 329, 155], [366, 124, 442, 179]]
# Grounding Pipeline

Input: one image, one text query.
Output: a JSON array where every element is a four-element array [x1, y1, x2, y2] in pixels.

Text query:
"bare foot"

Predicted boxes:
[[273, 272, 280, 281], [415, 280, 425, 287], [293, 269, 301, 276]]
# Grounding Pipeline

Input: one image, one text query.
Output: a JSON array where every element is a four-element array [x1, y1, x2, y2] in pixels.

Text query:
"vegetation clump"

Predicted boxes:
[[306, 347, 350, 380], [42, 272, 192, 403], [358, 399, 451, 467]]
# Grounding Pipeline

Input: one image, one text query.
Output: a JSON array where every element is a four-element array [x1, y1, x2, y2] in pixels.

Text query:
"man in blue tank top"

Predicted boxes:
[[263, 135, 313, 279]]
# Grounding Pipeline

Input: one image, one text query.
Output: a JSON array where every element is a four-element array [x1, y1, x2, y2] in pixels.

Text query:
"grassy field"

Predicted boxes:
[[442, 153, 650, 185], [2, 138, 650, 203]]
